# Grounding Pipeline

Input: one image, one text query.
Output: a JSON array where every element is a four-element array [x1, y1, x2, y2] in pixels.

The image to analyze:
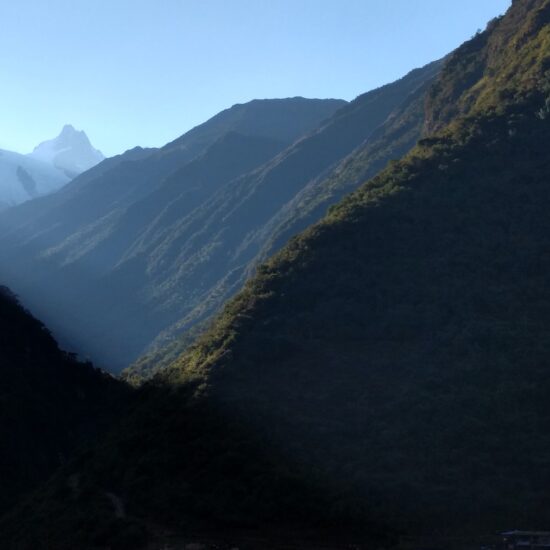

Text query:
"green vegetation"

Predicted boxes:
[[425, 0, 550, 130]]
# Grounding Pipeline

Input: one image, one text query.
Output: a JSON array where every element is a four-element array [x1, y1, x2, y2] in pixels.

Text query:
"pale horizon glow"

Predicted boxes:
[[1, 0, 511, 157]]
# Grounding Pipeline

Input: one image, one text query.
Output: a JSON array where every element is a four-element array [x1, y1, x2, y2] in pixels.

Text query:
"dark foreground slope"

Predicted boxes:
[[0, 287, 127, 518], [3, 0, 550, 547]]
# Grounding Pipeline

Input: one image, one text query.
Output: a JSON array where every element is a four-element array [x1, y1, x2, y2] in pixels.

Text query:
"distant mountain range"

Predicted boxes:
[[0, 125, 103, 208], [0, 97, 348, 370], [0, 74, 443, 373]]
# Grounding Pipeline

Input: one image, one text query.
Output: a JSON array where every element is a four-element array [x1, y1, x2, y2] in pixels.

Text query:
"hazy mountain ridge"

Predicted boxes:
[[1, 67, 436, 374], [164, 97, 346, 153], [0, 98, 348, 370], [3, 1, 549, 547]]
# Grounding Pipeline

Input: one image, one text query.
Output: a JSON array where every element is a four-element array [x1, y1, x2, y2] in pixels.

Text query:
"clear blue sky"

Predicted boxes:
[[1, 0, 511, 157]]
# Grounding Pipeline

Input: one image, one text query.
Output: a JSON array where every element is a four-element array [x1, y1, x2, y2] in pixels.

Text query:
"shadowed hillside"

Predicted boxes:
[[0, 286, 128, 518]]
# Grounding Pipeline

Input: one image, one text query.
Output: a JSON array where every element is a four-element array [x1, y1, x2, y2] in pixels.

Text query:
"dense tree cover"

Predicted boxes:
[[0, 286, 128, 518], [2, 1, 550, 548]]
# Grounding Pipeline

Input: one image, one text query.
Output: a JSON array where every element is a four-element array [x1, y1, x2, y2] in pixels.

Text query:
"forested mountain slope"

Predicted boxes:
[[110, 61, 439, 376], [0, 99, 345, 371], [3, 0, 550, 548], [129, 62, 441, 380]]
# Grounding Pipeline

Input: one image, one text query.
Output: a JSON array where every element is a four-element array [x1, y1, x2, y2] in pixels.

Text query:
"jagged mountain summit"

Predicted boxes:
[[0, 125, 104, 208], [29, 124, 105, 178]]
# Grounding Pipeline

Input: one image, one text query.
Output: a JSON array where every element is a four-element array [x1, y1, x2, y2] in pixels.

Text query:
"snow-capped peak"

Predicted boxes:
[[29, 125, 105, 177]]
